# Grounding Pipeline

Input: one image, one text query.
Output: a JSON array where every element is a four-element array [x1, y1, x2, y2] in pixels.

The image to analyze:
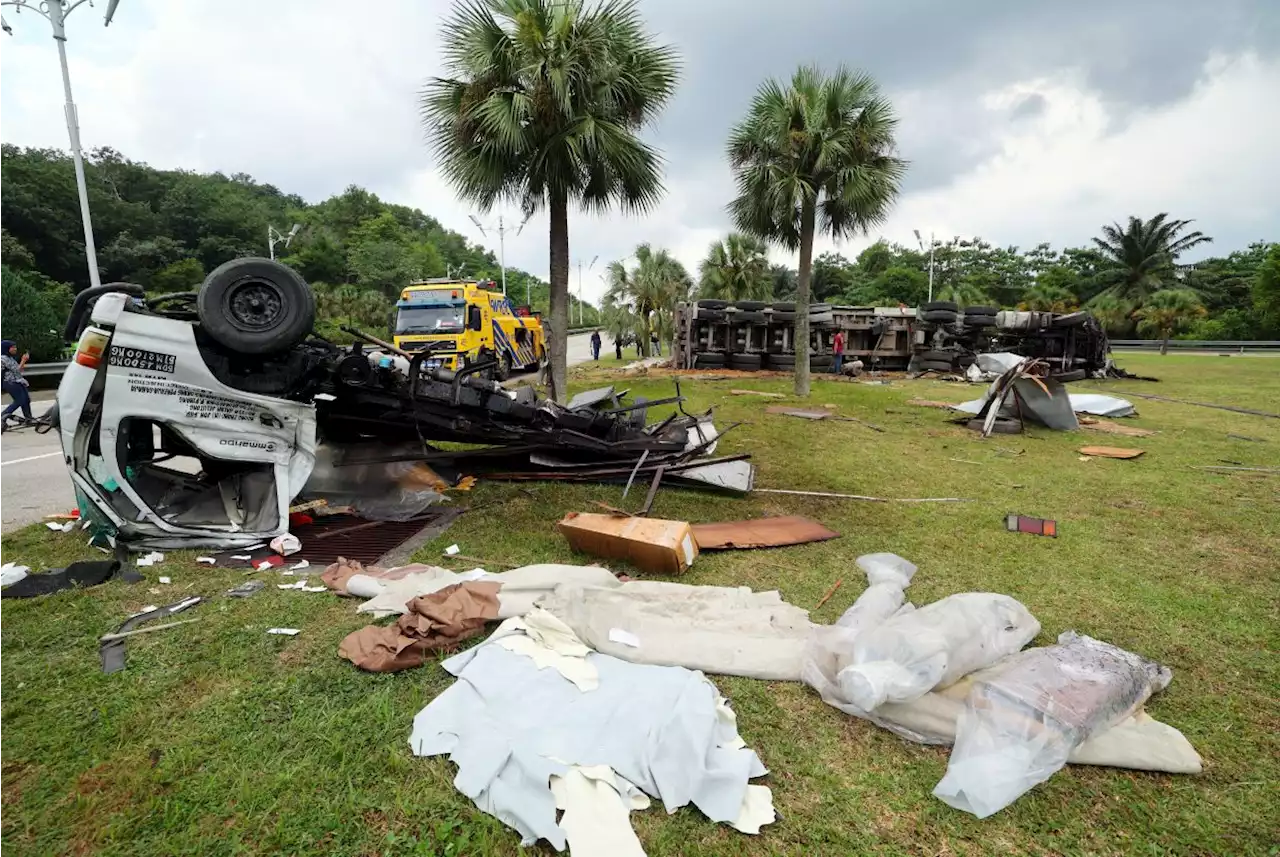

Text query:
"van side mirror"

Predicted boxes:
[[468, 305, 483, 331]]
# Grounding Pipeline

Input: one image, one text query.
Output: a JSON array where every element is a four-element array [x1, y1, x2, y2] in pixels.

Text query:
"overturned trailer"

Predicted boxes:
[[673, 299, 1111, 379], [54, 259, 742, 550]]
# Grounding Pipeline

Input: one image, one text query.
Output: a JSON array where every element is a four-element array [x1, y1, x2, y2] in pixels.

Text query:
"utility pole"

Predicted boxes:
[[576, 255, 598, 326], [4, 0, 124, 289], [469, 212, 532, 303]]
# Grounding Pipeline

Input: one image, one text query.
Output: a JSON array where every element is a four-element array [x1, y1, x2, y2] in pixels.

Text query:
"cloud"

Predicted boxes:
[[1, 0, 1276, 307]]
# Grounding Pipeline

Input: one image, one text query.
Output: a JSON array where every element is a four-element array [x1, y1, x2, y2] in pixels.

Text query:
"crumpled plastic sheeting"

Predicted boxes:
[[538, 580, 813, 681], [837, 592, 1041, 711], [934, 631, 1175, 817], [493, 608, 599, 692], [410, 641, 773, 851], [954, 391, 1135, 419]]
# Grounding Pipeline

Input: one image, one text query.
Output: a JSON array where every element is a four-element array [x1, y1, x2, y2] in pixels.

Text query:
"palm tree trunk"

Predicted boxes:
[[548, 191, 571, 403], [638, 301, 651, 357], [794, 197, 816, 397], [1160, 333, 1169, 355]]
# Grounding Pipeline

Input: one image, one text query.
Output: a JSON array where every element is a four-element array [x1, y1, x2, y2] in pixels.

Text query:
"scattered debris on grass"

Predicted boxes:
[[266, 628, 301, 636], [1227, 433, 1266, 442], [99, 597, 202, 673], [2, 559, 139, 599], [754, 488, 969, 503], [1115, 391, 1280, 419], [1079, 446, 1146, 459], [1080, 417, 1157, 437], [1005, 514, 1057, 537], [1194, 465, 1279, 475], [728, 389, 786, 398], [814, 579, 844, 610], [1, 562, 30, 587], [692, 516, 840, 551], [226, 580, 265, 598]]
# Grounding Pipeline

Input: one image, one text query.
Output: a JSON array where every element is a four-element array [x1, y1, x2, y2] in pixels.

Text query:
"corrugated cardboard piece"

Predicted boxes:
[[558, 512, 698, 575], [692, 516, 839, 550]]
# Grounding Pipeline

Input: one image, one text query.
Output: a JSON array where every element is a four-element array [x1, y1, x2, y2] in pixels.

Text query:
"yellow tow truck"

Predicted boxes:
[[392, 279, 546, 380]]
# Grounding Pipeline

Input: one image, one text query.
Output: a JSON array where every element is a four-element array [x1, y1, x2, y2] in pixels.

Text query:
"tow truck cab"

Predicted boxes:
[[392, 279, 546, 380]]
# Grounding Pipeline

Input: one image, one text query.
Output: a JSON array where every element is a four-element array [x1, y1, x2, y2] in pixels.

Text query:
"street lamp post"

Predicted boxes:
[[914, 229, 935, 303], [468, 211, 532, 303], [3, 0, 122, 290], [268, 223, 300, 260], [576, 255, 597, 326]]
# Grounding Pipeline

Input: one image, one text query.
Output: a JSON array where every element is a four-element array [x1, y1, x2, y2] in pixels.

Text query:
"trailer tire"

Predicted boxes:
[[696, 308, 727, 322], [964, 305, 1000, 316], [964, 312, 997, 327], [728, 353, 764, 369], [695, 353, 726, 368], [921, 309, 959, 324], [733, 310, 767, 324], [697, 299, 730, 310], [922, 300, 959, 313], [732, 300, 767, 311], [811, 355, 835, 369], [198, 258, 315, 355], [1054, 368, 1087, 382], [922, 350, 955, 363], [766, 354, 796, 369], [922, 359, 955, 372], [771, 302, 797, 312], [770, 311, 796, 323]]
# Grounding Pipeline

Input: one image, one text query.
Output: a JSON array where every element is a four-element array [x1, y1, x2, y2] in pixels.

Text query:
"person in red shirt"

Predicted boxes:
[[831, 330, 845, 375]]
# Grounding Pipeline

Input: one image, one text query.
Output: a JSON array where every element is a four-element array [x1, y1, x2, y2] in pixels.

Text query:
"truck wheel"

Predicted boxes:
[[495, 353, 512, 381], [197, 258, 315, 355]]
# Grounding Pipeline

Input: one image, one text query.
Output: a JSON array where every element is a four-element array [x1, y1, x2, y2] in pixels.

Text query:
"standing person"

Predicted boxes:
[[614, 336, 623, 360], [590, 329, 602, 361], [650, 330, 661, 356], [831, 329, 846, 375], [2, 339, 33, 431]]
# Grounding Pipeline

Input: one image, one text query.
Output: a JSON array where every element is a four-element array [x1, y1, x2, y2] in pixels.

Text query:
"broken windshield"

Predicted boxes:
[[396, 306, 465, 335]]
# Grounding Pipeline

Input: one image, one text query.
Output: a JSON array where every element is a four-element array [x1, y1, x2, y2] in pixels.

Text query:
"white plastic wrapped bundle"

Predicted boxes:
[[837, 592, 1041, 711], [934, 631, 1174, 818]]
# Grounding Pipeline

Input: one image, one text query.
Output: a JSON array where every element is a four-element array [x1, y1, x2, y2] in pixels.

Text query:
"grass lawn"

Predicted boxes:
[[2, 353, 1277, 856]]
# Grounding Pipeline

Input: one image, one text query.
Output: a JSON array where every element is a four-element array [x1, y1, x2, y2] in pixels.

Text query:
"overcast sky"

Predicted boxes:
[[2, 1, 1277, 304]]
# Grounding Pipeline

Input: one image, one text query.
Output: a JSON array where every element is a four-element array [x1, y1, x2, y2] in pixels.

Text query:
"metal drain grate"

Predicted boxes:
[[293, 513, 447, 567]]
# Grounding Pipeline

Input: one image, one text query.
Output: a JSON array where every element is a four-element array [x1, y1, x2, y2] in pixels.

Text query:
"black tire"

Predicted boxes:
[[811, 355, 835, 369], [696, 299, 729, 310], [766, 354, 796, 369], [922, 300, 959, 313], [695, 353, 726, 368], [732, 310, 767, 325], [921, 309, 959, 324], [964, 305, 999, 316], [922, 350, 955, 363], [770, 311, 796, 323], [808, 303, 833, 313], [1054, 368, 1087, 382], [495, 353, 512, 382], [696, 308, 726, 322], [197, 258, 315, 355], [728, 353, 763, 369], [810, 314, 835, 327], [964, 314, 996, 328], [733, 300, 767, 311], [1052, 311, 1088, 328], [922, 359, 955, 372], [771, 302, 796, 312]]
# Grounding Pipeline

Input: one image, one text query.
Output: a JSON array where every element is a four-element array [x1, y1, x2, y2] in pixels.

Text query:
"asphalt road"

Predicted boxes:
[[0, 333, 599, 534]]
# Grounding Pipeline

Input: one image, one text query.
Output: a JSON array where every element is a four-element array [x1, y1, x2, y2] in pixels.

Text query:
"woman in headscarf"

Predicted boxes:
[[2, 339, 33, 431]]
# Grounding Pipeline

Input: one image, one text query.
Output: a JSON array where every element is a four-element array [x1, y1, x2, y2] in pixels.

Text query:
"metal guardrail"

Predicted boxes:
[[1110, 340, 1280, 352]]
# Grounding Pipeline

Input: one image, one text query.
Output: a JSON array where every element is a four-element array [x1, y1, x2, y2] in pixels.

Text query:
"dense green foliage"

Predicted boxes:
[[0, 144, 593, 352], [698, 233, 771, 301], [604, 244, 691, 356], [419, 0, 678, 399], [727, 65, 906, 395]]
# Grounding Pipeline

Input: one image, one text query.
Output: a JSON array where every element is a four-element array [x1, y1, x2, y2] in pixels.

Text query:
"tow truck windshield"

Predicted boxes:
[[395, 305, 465, 334]]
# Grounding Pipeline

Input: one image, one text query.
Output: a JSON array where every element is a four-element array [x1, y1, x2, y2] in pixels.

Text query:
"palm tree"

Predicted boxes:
[[1133, 289, 1206, 354], [604, 244, 690, 357], [698, 233, 772, 301], [420, 0, 679, 401], [1088, 293, 1137, 336], [1092, 214, 1212, 303], [934, 282, 989, 308], [1020, 283, 1079, 313], [727, 66, 906, 396]]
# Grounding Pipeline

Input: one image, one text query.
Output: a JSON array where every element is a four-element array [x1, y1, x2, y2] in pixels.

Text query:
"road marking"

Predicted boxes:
[[1, 451, 63, 467]]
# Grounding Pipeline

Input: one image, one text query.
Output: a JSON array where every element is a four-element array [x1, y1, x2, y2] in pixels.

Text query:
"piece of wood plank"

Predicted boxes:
[[1080, 418, 1157, 437], [692, 515, 840, 550], [728, 389, 786, 398], [1078, 446, 1146, 459]]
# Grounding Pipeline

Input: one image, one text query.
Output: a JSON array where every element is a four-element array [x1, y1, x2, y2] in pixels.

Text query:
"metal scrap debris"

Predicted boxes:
[[1006, 514, 1057, 537]]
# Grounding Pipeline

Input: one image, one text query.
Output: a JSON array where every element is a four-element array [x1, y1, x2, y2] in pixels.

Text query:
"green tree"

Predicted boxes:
[[0, 266, 66, 361], [346, 212, 445, 294], [698, 233, 772, 301], [282, 232, 348, 284], [1088, 293, 1137, 336], [864, 266, 927, 306], [769, 264, 797, 300], [934, 281, 989, 307], [1092, 214, 1212, 303], [420, 0, 679, 401], [604, 244, 690, 357], [1133, 289, 1206, 354], [810, 253, 856, 302], [1020, 282, 1079, 312], [1252, 243, 1280, 338], [727, 66, 905, 396], [150, 258, 206, 294], [1, 229, 36, 270]]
